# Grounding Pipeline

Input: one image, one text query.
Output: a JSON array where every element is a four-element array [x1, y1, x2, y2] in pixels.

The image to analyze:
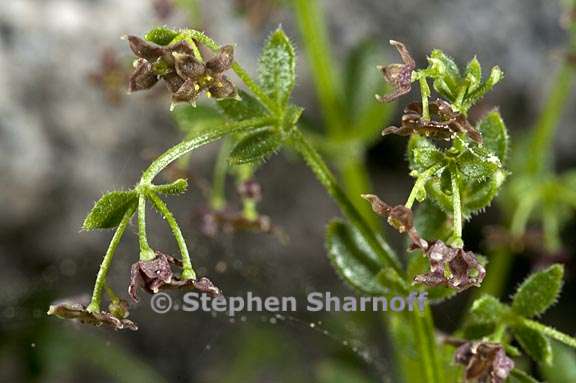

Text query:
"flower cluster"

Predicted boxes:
[[362, 194, 485, 291], [383, 99, 482, 143], [127, 35, 237, 104]]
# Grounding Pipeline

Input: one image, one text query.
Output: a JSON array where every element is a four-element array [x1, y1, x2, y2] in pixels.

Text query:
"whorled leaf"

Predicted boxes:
[[172, 104, 223, 136], [228, 129, 283, 165], [511, 264, 564, 318], [258, 27, 296, 106], [82, 191, 137, 230], [407, 135, 445, 173], [512, 324, 553, 365], [325, 220, 388, 295]]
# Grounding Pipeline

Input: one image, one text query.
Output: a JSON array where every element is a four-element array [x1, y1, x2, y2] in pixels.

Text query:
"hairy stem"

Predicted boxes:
[[147, 191, 196, 280], [521, 318, 576, 349], [141, 117, 273, 184], [87, 206, 136, 312], [289, 128, 401, 272], [137, 193, 154, 261], [450, 169, 463, 247]]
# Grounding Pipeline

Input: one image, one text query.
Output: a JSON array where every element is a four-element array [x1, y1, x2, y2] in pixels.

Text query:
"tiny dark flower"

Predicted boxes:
[[376, 40, 416, 103], [383, 99, 483, 143], [125, 36, 237, 104], [453, 341, 514, 383], [47, 302, 138, 331], [361, 194, 427, 248], [129, 251, 221, 302], [128, 59, 159, 93], [413, 240, 486, 291]]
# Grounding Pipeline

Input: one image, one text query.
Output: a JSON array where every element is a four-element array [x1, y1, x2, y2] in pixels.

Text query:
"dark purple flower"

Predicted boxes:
[[237, 180, 263, 201], [454, 341, 514, 383], [376, 40, 415, 103], [126, 36, 237, 104], [383, 99, 483, 143], [47, 302, 138, 331], [129, 251, 221, 302]]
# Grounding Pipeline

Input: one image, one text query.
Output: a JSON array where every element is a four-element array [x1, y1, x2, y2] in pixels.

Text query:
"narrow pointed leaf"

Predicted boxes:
[[82, 191, 138, 230], [469, 295, 509, 325], [144, 26, 179, 45], [217, 90, 268, 120], [153, 179, 188, 195]]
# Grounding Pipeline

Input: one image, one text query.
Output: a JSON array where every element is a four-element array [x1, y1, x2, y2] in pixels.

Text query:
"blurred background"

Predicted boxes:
[[1, 0, 575, 382]]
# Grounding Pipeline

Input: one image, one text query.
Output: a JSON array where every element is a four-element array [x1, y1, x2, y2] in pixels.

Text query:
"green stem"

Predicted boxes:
[[510, 189, 539, 236], [147, 191, 196, 280], [521, 318, 576, 349], [419, 76, 431, 121], [137, 193, 155, 261], [340, 157, 381, 231], [141, 117, 273, 184], [289, 128, 401, 273], [450, 169, 463, 247], [526, 64, 575, 175], [87, 206, 136, 313], [210, 138, 232, 210], [405, 165, 443, 209], [293, 0, 344, 136]]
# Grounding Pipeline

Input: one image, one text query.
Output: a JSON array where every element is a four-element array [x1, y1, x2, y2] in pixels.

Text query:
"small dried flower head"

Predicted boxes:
[[412, 240, 486, 291], [361, 194, 484, 291], [152, 0, 175, 20], [126, 36, 237, 104], [454, 341, 514, 383], [88, 48, 129, 104], [376, 40, 415, 103], [47, 302, 138, 331], [200, 208, 273, 237], [129, 251, 221, 302], [361, 194, 427, 248], [383, 99, 482, 143]]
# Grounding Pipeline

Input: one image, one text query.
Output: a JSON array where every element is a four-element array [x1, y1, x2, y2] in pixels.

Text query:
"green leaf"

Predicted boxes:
[[512, 324, 553, 365], [469, 295, 509, 325], [152, 178, 188, 195], [325, 220, 387, 295], [511, 264, 564, 318], [462, 65, 503, 110], [144, 26, 179, 46], [413, 200, 451, 241], [258, 27, 296, 106], [82, 191, 138, 230], [217, 90, 268, 120], [407, 135, 445, 173], [228, 129, 282, 165], [465, 56, 482, 92], [457, 147, 501, 184], [429, 49, 462, 101], [477, 110, 509, 163], [460, 170, 506, 217]]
